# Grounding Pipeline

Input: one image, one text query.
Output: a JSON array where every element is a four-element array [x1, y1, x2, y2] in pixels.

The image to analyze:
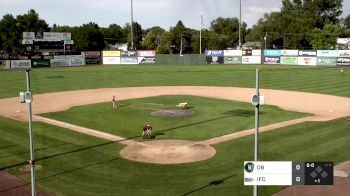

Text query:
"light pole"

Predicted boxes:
[[239, 0, 242, 48], [130, 0, 134, 50], [253, 68, 260, 196], [20, 69, 36, 196]]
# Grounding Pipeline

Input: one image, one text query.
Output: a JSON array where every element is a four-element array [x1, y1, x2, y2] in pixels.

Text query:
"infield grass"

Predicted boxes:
[[40, 95, 309, 141], [0, 65, 349, 99], [0, 116, 349, 195]]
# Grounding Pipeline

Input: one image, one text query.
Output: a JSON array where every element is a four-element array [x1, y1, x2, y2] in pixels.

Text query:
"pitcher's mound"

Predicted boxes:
[[151, 109, 194, 117], [120, 140, 216, 164]]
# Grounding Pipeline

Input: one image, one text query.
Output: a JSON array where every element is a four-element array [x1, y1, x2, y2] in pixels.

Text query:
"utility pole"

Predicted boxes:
[[130, 0, 134, 49]]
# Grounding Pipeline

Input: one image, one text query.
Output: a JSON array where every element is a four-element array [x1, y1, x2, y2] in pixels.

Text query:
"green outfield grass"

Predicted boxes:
[[1, 116, 349, 195], [40, 95, 309, 141], [0, 65, 349, 99]]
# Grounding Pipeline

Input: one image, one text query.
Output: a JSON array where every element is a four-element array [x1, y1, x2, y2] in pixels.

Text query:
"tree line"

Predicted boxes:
[[0, 0, 350, 55]]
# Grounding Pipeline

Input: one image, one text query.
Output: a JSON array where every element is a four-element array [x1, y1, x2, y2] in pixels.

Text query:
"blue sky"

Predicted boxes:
[[0, 0, 349, 30]]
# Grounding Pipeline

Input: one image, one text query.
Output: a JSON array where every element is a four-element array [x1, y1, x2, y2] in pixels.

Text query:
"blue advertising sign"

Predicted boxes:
[[205, 50, 224, 57], [264, 50, 281, 57], [317, 50, 337, 57]]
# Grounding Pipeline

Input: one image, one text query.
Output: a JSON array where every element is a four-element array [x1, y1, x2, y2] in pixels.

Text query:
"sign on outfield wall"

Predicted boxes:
[[102, 51, 121, 57], [120, 57, 138, 64], [0, 60, 10, 69], [242, 56, 261, 64], [298, 50, 317, 57], [206, 56, 224, 64], [137, 50, 156, 57], [337, 57, 350, 66], [70, 58, 85, 66], [317, 50, 337, 57], [31, 59, 50, 68], [317, 57, 337, 66], [224, 50, 242, 56], [280, 56, 298, 65], [50, 59, 70, 67], [280, 50, 299, 56], [252, 50, 262, 56], [298, 57, 317, 66], [138, 57, 156, 64], [11, 60, 31, 69], [337, 50, 350, 57], [205, 50, 224, 57], [85, 51, 101, 58], [264, 56, 280, 64], [121, 51, 137, 57], [224, 56, 242, 64], [264, 50, 281, 57], [103, 57, 121, 65]]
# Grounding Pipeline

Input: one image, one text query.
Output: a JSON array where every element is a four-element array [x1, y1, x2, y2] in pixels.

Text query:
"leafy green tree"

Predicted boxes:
[[310, 23, 341, 49], [102, 24, 126, 45], [71, 22, 105, 52], [124, 22, 143, 49], [343, 15, 350, 29], [0, 9, 49, 53], [142, 26, 165, 49]]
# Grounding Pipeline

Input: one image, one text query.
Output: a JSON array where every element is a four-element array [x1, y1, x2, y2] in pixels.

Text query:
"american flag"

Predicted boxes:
[[200, 12, 204, 30]]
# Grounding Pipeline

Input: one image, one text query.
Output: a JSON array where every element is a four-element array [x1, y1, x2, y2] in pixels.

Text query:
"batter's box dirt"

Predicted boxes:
[[151, 109, 194, 117]]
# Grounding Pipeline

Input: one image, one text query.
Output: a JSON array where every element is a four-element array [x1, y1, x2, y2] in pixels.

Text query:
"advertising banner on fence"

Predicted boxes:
[[137, 50, 156, 57], [264, 56, 280, 64], [54, 55, 84, 59], [317, 57, 337, 66], [70, 58, 85, 66], [252, 50, 262, 56], [31, 59, 50, 68], [50, 59, 70, 67], [242, 49, 252, 56], [337, 50, 350, 57], [206, 56, 224, 64], [120, 57, 138, 64], [224, 56, 242, 64], [242, 56, 261, 64], [337, 57, 350, 66], [138, 57, 156, 64], [281, 50, 299, 56], [103, 57, 120, 65], [224, 50, 242, 56], [85, 51, 101, 58], [102, 51, 121, 57], [298, 50, 317, 57], [280, 56, 298, 65], [85, 58, 101, 64], [11, 60, 31, 69], [121, 51, 137, 57], [317, 50, 337, 57], [298, 57, 317, 66], [0, 60, 10, 69], [205, 50, 224, 57], [264, 50, 281, 57]]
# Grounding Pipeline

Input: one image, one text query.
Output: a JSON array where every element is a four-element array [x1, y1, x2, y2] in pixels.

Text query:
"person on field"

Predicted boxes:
[[142, 124, 152, 136], [112, 95, 117, 108]]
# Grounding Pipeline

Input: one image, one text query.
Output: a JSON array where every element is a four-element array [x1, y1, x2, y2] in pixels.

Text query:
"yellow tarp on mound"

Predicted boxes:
[[176, 102, 188, 109]]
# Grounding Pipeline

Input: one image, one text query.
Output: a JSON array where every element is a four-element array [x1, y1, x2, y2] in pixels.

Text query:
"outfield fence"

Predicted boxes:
[[1, 49, 349, 70]]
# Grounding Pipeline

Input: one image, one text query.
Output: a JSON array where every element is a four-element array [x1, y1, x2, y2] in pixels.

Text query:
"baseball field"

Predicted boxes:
[[1, 65, 350, 195]]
